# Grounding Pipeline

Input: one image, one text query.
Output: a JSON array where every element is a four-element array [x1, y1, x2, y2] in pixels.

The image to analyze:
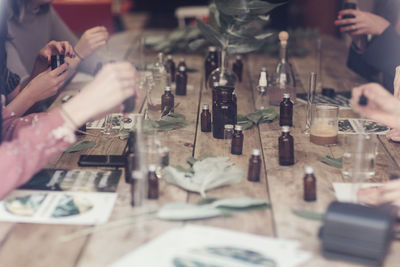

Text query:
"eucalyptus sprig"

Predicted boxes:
[[237, 108, 278, 130], [143, 112, 188, 133]]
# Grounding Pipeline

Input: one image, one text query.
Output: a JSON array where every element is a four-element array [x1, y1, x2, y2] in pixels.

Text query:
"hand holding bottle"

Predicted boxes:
[[61, 62, 137, 128], [74, 26, 109, 59], [350, 83, 400, 130]]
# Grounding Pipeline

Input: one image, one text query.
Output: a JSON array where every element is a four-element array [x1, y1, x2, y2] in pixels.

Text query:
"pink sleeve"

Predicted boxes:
[[0, 108, 76, 199]]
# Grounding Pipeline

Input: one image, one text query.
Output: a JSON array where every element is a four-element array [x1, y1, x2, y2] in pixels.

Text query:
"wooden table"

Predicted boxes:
[[1, 28, 400, 266]]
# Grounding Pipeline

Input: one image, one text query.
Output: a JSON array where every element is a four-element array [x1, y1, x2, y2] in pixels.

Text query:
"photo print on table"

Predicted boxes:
[[339, 119, 389, 134], [86, 113, 136, 130]]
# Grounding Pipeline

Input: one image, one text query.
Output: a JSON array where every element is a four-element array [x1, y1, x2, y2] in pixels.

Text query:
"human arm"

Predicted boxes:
[[350, 83, 400, 129], [0, 62, 137, 199]]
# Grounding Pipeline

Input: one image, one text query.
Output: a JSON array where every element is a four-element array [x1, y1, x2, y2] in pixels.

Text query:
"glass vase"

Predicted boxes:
[[207, 48, 237, 90]]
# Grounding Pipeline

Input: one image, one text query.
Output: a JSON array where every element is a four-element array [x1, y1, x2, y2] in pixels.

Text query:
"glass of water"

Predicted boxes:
[[342, 134, 378, 181]]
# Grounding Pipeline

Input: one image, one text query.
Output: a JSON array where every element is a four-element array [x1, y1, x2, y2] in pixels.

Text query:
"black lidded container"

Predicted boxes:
[[212, 85, 237, 139], [51, 54, 65, 70]]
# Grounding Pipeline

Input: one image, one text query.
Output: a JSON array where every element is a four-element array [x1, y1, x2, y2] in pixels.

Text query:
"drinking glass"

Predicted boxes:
[[342, 134, 378, 181], [309, 104, 339, 145]]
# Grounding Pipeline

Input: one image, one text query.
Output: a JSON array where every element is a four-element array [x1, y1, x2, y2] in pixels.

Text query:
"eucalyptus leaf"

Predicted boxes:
[[238, 120, 254, 130], [211, 197, 270, 209], [157, 203, 228, 221], [318, 156, 343, 169], [292, 209, 324, 221], [65, 141, 96, 153], [246, 1, 286, 15], [188, 39, 207, 51], [196, 19, 226, 47]]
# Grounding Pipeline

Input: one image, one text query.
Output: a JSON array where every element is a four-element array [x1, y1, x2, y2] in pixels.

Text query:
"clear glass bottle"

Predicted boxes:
[[223, 124, 234, 156], [161, 86, 174, 115], [175, 65, 187, 96], [279, 93, 293, 126], [248, 149, 261, 182], [147, 164, 159, 199], [303, 166, 316, 201], [255, 69, 269, 110], [150, 53, 168, 110], [165, 54, 176, 84], [201, 104, 212, 132], [205, 46, 219, 85], [231, 125, 244, 155], [275, 31, 295, 90], [279, 126, 294, 166], [208, 48, 237, 90], [232, 55, 243, 83]]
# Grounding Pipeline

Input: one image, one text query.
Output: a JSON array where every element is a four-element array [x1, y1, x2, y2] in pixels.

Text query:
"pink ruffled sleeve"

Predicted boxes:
[[0, 108, 76, 199]]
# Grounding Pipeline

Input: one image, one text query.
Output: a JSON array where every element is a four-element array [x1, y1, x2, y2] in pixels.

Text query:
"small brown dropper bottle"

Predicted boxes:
[[232, 55, 243, 82], [303, 166, 316, 201], [165, 54, 176, 83], [280, 93, 293, 126], [147, 164, 159, 199], [201, 104, 211, 132], [231, 125, 244, 155], [248, 149, 261, 182], [161, 86, 174, 115], [278, 126, 294, 166], [175, 65, 187, 96]]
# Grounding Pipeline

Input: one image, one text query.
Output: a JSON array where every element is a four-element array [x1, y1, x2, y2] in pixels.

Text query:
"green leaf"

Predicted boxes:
[[197, 197, 219, 205], [238, 120, 254, 130], [292, 209, 324, 221], [176, 165, 194, 174], [196, 19, 226, 47], [186, 157, 198, 166], [157, 203, 228, 221], [318, 156, 343, 169], [188, 39, 207, 51], [246, 112, 263, 124], [211, 197, 270, 209], [246, 1, 287, 15], [64, 141, 96, 153]]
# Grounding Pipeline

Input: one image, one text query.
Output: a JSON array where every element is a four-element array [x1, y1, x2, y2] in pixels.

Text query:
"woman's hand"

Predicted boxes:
[[31, 41, 75, 79], [61, 62, 137, 127], [74, 26, 109, 59], [25, 64, 70, 103], [335, 9, 390, 36], [350, 83, 400, 130]]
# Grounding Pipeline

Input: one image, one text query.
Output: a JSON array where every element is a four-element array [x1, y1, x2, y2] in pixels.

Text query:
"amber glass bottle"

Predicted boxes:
[[212, 86, 236, 139], [280, 93, 293, 126], [177, 58, 187, 69], [175, 66, 187, 96], [231, 125, 244, 155], [248, 149, 261, 182], [232, 55, 243, 82], [278, 126, 294, 166], [147, 164, 159, 199], [161, 86, 174, 115], [201, 104, 212, 132], [165, 54, 176, 83], [205, 46, 218, 84], [303, 166, 316, 201]]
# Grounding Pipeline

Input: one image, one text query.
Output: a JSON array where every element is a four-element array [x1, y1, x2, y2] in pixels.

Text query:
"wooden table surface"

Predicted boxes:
[[1, 27, 400, 267]]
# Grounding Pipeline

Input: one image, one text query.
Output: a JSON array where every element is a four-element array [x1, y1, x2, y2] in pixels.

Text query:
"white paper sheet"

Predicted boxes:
[[333, 183, 383, 203]]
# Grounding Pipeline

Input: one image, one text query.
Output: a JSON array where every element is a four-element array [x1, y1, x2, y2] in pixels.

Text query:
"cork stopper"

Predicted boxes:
[[148, 164, 157, 172], [279, 31, 289, 46], [234, 125, 243, 131], [305, 166, 314, 175], [252, 149, 261, 156], [282, 126, 291, 133]]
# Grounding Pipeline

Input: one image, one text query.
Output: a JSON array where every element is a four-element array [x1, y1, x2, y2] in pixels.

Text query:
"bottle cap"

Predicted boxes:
[[165, 86, 171, 92], [279, 31, 289, 46], [202, 104, 209, 110], [304, 166, 314, 174], [282, 126, 291, 133], [224, 124, 234, 130], [208, 46, 217, 52], [167, 54, 173, 59], [252, 149, 261, 156], [179, 65, 186, 72], [148, 164, 157, 172], [283, 93, 290, 99], [236, 55, 242, 60], [259, 71, 268, 87], [234, 125, 243, 131]]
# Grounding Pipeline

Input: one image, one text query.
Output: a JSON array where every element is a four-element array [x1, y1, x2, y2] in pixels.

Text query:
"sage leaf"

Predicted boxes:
[[211, 197, 270, 209], [292, 209, 324, 221], [65, 141, 96, 153], [157, 203, 228, 221], [318, 156, 343, 169]]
